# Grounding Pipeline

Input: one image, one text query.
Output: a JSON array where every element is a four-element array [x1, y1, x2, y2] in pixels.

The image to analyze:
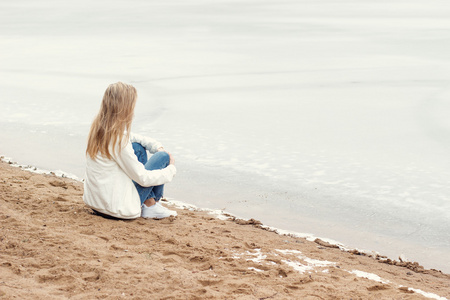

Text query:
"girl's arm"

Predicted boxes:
[[114, 140, 176, 187], [130, 132, 164, 154]]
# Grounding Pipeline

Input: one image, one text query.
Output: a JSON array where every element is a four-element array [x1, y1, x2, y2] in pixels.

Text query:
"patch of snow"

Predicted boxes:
[[303, 257, 335, 267], [275, 249, 302, 255], [349, 270, 389, 284], [246, 249, 267, 263], [1, 156, 80, 181], [276, 249, 336, 274], [282, 259, 313, 274], [399, 286, 448, 300], [248, 267, 264, 272]]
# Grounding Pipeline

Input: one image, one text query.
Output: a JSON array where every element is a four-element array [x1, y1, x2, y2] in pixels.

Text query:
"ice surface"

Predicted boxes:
[[1, 0, 450, 272]]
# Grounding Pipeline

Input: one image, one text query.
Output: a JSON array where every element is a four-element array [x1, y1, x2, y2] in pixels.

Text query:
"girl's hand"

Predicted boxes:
[[157, 147, 165, 152], [168, 152, 175, 165]]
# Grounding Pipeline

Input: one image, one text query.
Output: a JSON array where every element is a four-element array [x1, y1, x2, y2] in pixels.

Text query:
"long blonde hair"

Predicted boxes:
[[86, 82, 137, 159]]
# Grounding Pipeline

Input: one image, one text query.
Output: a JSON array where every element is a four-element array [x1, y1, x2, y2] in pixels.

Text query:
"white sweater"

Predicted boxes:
[[83, 133, 177, 219]]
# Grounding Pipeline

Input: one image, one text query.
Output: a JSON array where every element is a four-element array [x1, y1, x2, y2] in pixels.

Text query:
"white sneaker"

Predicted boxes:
[[141, 202, 177, 219], [156, 202, 178, 217]]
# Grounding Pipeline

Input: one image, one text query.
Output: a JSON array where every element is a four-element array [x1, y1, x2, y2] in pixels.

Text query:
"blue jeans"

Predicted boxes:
[[132, 142, 170, 205]]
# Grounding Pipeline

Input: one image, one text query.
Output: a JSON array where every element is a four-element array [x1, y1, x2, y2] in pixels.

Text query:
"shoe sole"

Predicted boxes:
[[141, 212, 177, 219]]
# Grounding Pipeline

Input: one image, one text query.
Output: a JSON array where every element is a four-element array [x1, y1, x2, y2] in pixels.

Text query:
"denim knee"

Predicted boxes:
[[154, 151, 170, 163], [144, 151, 170, 171]]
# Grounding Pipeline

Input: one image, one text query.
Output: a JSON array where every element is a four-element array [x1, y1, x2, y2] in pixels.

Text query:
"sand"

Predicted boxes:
[[0, 160, 449, 299]]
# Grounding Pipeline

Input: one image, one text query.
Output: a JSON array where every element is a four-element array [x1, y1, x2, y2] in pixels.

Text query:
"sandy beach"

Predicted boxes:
[[2, 0, 450, 275], [0, 160, 449, 299]]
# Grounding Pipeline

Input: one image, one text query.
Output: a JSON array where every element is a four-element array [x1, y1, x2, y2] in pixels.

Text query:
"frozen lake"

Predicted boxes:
[[1, 0, 450, 272]]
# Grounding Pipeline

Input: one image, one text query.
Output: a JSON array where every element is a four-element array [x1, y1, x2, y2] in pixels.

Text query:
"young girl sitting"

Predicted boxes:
[[83, 82, 177, 219]]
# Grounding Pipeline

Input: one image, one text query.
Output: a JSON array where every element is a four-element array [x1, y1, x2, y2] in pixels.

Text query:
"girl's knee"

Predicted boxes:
[[155, 151, 170, 161], [145, 151, 170, 170], [155, 151, 170, 166]]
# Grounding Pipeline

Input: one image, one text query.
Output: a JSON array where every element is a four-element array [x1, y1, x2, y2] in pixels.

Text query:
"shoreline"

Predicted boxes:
[[2, 155, 449, 275], [1, 159, 449, 299]]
